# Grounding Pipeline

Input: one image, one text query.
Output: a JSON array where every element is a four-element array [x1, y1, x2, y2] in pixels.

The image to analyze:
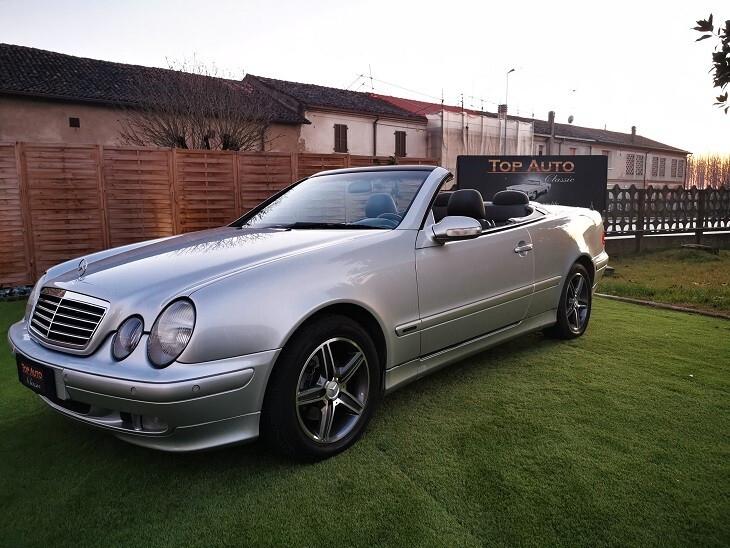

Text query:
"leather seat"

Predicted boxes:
[[484, 190, 530, 222], [446, 189, 493, 229], [432, 191, 453, 222], [364, 193, 398, 219]]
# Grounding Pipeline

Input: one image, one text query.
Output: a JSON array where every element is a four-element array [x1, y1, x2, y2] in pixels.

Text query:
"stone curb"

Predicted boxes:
[[595, 293, 730, 321]]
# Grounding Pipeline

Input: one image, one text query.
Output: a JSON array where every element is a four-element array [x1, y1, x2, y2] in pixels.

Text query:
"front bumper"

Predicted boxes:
[[8, 320, 280, 452]]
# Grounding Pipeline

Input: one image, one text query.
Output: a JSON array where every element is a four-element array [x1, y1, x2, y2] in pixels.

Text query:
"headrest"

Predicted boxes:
[[433, 191, 453, 207], [447, 189, 486, 220], [365, 193, 397, 218], [493, 189, 529, 205]]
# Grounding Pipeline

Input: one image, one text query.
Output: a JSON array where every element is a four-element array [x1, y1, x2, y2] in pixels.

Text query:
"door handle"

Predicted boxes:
[[514, 242, 533, 254]]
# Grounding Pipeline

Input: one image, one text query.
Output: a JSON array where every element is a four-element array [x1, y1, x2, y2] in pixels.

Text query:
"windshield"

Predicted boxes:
[[240, 170, 430, 229]]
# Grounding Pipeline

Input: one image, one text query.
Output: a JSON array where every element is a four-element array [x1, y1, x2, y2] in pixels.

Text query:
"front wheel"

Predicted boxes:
[[545, 263, 592, 339], [261, 315, 380, 459]]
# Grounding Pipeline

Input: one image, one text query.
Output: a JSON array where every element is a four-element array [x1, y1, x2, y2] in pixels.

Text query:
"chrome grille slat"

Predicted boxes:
[[33, 308, 55, 322], [46, 328, 88, 340], [30, 288, 108, 349], [46, 319, 95, 332], [51, 311, 98, 325], [55, 303, 104, 318]]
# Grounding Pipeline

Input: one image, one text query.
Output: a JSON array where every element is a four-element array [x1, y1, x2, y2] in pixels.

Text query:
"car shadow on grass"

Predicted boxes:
[[5, 329, 567, 478]]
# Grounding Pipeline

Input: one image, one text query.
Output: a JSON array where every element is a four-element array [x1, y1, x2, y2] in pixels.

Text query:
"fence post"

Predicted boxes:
[[695, 187, 705, 244], [96, 144, 111, 249], [232, 152, 241, 215], [290, 152, 299, 181], [635, 188, 645, 253], [14, 142, 36, 282], [169, 148, 181, 234]]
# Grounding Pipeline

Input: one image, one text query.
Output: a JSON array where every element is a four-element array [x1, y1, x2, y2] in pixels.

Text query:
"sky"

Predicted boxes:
[[1, 0, 728, 154]]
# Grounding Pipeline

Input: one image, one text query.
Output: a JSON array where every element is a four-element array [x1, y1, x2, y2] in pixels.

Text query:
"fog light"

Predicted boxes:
[[141, 415, 168, 432]]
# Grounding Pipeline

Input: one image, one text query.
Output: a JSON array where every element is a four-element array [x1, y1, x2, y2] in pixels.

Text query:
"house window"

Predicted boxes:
[[635, 154, 644, 176], [659, 157, 666, 177], [568, 147, 577, 155], [651, 156, 658, 177], [678, 159, 685, 178], [625, 153, 635, 175], [395, 131, 407, 157], [671, 158, 678, 178], [334, 124, 348, 153], [69, 117, 80, 128], [537, 145, 544, 156]]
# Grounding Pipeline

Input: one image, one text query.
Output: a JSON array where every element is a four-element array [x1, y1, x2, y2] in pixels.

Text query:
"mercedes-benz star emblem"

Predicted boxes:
[[77, 258, 88, 279]]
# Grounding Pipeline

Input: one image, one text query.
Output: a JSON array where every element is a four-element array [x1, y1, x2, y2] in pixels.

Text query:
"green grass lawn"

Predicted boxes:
[[1, 298, 728, 547], [599, 248, 730, 314]]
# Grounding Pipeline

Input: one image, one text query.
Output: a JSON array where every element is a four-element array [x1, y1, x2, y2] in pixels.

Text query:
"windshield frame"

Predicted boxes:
[[230, 167, 435, 230]]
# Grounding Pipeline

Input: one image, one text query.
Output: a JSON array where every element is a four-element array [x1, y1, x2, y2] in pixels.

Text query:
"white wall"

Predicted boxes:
[[299, 109, 427, 157], [532, 136, 687, 188], [431, 111, 533, 176]]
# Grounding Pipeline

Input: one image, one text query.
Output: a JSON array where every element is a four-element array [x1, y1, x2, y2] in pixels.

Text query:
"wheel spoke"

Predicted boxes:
[[574, 276, 585, 298], [321, 342, 336, 379], [338, 351, 364, 384], [572, 308, 580, 328], [297, 385, 326, 406], [318, 401, 336, 441], [337, 389, 364, 415]]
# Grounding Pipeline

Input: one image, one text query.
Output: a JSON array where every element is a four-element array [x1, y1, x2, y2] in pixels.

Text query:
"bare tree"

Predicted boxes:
[[119, 60, 273, 151]]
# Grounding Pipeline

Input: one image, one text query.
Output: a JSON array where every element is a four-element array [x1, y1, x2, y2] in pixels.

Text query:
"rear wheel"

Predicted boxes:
[[261, 315, 380, 459], [545, 263, 592, 339]]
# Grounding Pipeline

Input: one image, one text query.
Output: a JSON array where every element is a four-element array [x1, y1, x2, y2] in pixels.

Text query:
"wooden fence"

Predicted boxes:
[[0, 143, 435, 286]]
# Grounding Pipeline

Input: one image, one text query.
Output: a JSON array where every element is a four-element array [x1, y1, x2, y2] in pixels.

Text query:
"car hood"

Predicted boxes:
[[46, 227, 380, 305]]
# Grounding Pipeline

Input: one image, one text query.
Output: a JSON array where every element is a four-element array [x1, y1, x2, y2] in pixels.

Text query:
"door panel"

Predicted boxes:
[[415, 226, 534, 356]]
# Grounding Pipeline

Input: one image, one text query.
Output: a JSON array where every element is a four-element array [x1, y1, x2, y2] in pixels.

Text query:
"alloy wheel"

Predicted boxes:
[[295, 338, 370, 444], [566, 273, 590, 333]]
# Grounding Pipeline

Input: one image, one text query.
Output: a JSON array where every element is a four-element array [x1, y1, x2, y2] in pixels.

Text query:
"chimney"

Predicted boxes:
[[631, 125, 636, 141], [548, 111, 556, 136]]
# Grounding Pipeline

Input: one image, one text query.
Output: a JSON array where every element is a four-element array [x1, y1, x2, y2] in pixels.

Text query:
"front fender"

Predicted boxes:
[[179, 230, 420, 368]]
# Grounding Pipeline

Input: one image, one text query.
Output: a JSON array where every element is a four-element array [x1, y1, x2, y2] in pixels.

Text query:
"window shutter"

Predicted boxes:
[[395, 131, 406, 157], [334, 124, 348, 153]]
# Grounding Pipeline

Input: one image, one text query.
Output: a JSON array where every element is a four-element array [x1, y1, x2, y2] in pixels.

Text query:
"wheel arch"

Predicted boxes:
[[574, 254, 595, 286], [279, 301, 388, 382]]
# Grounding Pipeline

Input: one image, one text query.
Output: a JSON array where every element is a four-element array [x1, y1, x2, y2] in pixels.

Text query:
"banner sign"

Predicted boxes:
[[456, 155, 608, 211]]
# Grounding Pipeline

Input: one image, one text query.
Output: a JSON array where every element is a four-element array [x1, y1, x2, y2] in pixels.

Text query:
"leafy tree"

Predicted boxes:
[[693, 14, 730, 113]]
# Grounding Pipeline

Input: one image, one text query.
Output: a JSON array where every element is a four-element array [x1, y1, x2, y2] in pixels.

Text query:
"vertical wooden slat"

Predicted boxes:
[[290, 152, 299, 181], [15, 142, 36, 282], [170, 148, 180, 234], [232, 152, 241, 215], [96, 144, 111, 249]]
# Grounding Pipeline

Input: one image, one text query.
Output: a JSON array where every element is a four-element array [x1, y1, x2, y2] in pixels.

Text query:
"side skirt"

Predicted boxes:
[[384, 310, 557, 394]]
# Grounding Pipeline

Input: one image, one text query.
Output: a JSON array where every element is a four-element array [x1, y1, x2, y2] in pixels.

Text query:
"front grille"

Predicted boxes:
[[30, 288, 108, 349]]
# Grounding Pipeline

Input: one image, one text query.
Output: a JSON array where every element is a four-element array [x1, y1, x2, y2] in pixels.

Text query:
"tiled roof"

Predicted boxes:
[[374, 93, 689, 154], [249, 75, 427, 122], [0, 43, 306, 124], [529, 119, 689, 154]]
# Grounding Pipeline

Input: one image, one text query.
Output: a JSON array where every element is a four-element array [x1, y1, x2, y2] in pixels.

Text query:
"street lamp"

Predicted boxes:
[[503, 68, 515, 154]]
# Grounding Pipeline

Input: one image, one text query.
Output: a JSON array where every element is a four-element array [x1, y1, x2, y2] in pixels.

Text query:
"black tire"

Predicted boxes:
[[261, 314, 381, 460], [544, 263, 592, 339]]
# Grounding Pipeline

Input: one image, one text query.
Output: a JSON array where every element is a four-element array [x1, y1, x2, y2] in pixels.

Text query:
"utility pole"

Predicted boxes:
[[503, 68, 515, 155]]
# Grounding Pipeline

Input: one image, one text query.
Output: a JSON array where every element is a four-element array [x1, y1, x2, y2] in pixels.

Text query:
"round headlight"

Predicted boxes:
[[147, 300, 196, 368], [112, 316, 144, 361]]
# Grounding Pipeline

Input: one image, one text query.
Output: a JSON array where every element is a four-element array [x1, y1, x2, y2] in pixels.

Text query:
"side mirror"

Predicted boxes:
[[432, 216, 482, 244]]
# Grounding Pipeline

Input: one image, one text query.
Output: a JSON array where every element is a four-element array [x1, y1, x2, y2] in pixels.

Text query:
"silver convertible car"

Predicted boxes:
[[9, 166, 608, 458]]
